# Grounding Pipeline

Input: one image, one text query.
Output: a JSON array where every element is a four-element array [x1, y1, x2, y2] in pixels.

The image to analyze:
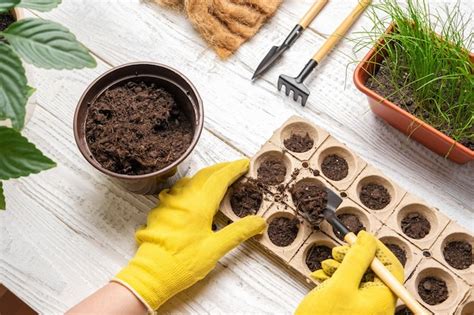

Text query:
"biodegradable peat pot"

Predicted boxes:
[[354, 24, 474, 164], [0, 8, 37, 128], [74, 62, 203, 194]]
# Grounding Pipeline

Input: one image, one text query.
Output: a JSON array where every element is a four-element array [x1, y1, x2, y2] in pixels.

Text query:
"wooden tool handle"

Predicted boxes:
[[344, 233, 429, 315], [299, 0, 329, 29], [313, 0, 371, 62]]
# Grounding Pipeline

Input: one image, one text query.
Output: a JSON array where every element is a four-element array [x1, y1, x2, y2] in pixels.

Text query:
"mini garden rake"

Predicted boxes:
[[278, 0, 372, 106]]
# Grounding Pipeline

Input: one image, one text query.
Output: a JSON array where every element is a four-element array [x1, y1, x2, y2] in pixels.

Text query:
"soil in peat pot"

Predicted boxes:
[[333, 213, 365, 241], [267, 217, 300, 247], [230, 180, 263, 218], [443, 240, 472, 270], [306, 245, 332, 272], [321, 154, 349, 181], [85, 81, 193, 175], [417, 276, 449, 305], [290, 181, 327, 226], [401, 212, 431, 239], [395, 306, 413, 315], [359, 183, 391, 210], [366, 59, 473, 150], [284, 133, 314, 153], [0, 12, 15, 32], [383, 242, 407, 267], [257, 157, 287, 186]]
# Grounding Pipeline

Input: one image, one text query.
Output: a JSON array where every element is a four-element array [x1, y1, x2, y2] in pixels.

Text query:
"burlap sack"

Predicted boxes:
[[155, 0, 282, 58]]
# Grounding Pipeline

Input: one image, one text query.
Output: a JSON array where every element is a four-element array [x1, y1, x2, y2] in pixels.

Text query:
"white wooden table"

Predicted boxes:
[[1, 1, 473, 313]]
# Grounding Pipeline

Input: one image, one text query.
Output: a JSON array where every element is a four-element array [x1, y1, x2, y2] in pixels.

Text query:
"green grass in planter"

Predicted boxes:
[[354, 0, 473, 149]]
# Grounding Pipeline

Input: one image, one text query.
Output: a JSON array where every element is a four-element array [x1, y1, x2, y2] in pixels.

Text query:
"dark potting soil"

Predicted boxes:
[[306, 245, 332, 272], [401, 212, 431, 239], [230, 180, 264, 218], [321, 154, 349, 181], [267, 217, 299, 247], [443, 240, 472, 270], [0, 12, 15, 32], [384, 243, 407, 267], [417, 276, 449, 305], [290, 181, 327, 227], [366, 58, 474, 150], [395, 306, 413, 315], [85, 81, 193, 175], [283, 133, 314, 153], [359, 183, 391, 210], [333, 213, 365, 241], [257, 157, 287, 186]]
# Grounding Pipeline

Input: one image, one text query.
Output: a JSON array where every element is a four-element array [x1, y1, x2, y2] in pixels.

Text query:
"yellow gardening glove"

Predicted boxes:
[[114, 159, 266, 312], [296, 231, 404, 315]]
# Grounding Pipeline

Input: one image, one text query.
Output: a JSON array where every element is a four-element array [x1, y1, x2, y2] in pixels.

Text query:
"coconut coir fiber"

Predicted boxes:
[[86, 81, 193, 175], [154, 0, 282, 58]]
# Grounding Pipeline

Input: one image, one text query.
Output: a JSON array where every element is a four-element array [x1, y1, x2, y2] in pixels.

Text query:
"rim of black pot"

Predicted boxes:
[[73, 62, 204, 180]]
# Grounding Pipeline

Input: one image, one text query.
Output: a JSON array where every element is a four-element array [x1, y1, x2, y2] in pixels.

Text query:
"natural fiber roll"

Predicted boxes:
[[155, 0, 282, 58]]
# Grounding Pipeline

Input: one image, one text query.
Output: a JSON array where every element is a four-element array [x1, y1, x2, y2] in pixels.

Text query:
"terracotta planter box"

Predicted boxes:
[[353, 25, 474, 164]]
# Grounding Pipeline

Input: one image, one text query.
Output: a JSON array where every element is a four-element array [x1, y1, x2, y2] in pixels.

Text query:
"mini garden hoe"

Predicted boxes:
[[323, 188, 429, 315], [252, 0, 328, 80], [278, 0, 371, 106]]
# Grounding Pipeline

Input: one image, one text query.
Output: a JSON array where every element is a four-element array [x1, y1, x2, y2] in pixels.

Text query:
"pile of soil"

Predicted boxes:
[[395, 306, 413, 315], [401, 212, 431, 239], [230, 180, 263, 218], [85, 81, 193, 175], [359, 183, 391, 210], [290, 181, 327, 226], [306, 245, 332, 272], [384, 243, 407, 267], [334, 213, 365, 240], [417, 276, 449, 305], [321, 154, 349, 181], [268, 217, 299, 247], [443, 240, 472, 270], [366, 58, 473, 150], [0, 12, 15, 32], [283, 133, 314, 153], [257, 157, 287, 186]]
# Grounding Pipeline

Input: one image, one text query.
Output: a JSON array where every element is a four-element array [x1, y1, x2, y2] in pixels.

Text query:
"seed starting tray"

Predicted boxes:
[[219, 116, 473, 314]]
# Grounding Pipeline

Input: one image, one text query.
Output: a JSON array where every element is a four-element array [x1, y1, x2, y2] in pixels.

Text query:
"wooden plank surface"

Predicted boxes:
[[1, 0, 472, 313]]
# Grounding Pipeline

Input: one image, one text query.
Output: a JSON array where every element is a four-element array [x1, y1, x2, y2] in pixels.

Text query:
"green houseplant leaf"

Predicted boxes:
[[0, 182, 5, 210], [18, 0, 62, 12], [2, 18, 96, 69], [0, 43, 28, 130], [0, 126, 56, 180], [0, 0, 20, 13]]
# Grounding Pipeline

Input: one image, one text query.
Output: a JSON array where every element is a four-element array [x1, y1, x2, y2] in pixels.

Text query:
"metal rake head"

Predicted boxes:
[[278, 74, 310, 106]]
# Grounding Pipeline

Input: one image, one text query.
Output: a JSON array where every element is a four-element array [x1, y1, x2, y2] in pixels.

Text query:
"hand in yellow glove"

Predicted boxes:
[[113, 159, 266, 312], [296, 231, 404, 315]]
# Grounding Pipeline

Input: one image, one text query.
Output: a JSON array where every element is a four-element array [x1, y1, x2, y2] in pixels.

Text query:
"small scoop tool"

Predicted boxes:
[[252, 0, 328, 80], [278, 0, 371, 106], [323, 188, 429, 315]]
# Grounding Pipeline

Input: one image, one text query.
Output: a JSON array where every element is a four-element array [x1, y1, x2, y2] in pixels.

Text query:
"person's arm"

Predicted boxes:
[[67, 282, 146, 315], [66, 159, 265, 314]]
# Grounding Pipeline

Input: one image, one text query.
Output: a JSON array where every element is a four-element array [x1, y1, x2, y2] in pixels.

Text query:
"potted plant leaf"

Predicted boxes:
[[353, 0, 473, 164], [0, 0, 96, 209]]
